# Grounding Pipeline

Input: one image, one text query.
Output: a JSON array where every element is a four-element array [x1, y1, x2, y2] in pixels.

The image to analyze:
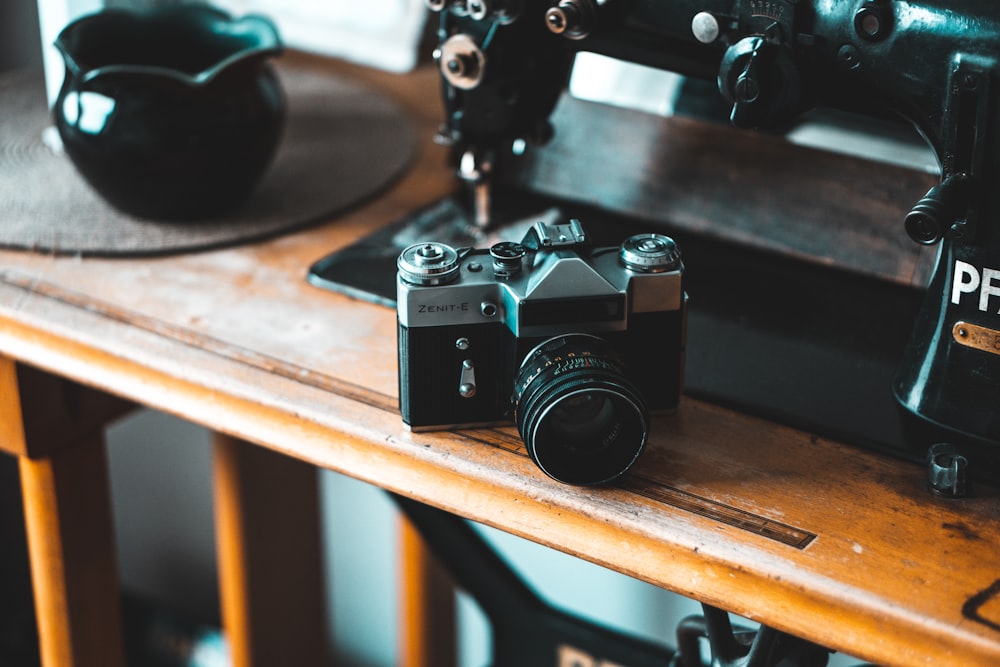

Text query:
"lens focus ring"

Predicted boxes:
[[513, 335, 649, 485]]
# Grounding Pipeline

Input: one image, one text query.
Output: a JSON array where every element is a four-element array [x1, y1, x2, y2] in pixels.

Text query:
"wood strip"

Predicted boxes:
[[19, 432, 125, 667], [0, 355, 27, 457], [504, 94, 940, 287], [0, 270, 396, 414], [0, 356, 126, 667], [460, 428, 817, 549], [213, 433, 328, 667], [398, 514, 457, 667], [622, 476, 816, 549]]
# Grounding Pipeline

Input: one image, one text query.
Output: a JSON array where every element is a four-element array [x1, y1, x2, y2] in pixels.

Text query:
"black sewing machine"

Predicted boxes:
[[310, 0, 1000, 488]]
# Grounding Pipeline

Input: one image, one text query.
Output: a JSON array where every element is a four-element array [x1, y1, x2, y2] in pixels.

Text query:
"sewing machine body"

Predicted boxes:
[[424, 0, 1000, 477]]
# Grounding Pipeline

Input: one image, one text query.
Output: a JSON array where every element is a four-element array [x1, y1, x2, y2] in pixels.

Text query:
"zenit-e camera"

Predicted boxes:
[[396, 220, 686, 485]]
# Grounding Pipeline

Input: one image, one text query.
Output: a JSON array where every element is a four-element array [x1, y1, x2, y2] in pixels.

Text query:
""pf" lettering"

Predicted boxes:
[[952, 260, 1000, 313]]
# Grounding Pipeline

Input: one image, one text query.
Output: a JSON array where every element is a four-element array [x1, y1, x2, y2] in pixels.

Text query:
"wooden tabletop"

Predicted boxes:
[[1, 53, 998, 667]]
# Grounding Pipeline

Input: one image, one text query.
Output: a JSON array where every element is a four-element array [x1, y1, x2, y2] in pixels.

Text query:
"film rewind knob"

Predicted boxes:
[[398, 242, 461, 286]]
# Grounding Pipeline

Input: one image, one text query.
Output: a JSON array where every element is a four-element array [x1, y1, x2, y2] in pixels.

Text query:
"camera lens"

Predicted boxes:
[[513, 335, 649, 485]]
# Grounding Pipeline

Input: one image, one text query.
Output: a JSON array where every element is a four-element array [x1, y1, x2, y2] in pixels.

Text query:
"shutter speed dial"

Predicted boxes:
[[619, 234, 680, 273]]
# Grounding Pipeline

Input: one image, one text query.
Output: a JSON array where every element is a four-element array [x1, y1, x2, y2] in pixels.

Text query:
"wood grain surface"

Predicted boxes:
[[0, 52, 997, 667]]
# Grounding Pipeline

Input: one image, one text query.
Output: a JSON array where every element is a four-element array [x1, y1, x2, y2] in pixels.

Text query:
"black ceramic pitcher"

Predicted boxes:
[[53, 4, 284, 220]]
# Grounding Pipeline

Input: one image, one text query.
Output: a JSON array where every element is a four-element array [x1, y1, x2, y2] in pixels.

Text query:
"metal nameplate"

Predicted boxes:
[[953, 321, 1000, 356]]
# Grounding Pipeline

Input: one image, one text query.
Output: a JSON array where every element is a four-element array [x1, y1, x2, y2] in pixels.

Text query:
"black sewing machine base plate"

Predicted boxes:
[[308, 189, 988, 479]]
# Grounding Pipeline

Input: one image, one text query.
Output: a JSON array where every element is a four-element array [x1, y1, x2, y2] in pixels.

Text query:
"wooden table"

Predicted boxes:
[[1, 54, 998, 667]]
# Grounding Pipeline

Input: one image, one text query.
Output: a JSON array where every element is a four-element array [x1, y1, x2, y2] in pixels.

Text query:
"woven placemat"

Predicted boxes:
[[0, 62, 416, 256]]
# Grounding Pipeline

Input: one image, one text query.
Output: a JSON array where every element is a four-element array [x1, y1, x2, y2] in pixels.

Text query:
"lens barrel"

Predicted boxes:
[[513, 335, 649, 485]]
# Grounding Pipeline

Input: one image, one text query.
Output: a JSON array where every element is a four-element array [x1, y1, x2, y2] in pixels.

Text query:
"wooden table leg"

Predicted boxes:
[[213, 433, 328, 667], [0, 357, 131, 667], [18, 433, 124, 667], [399, 513, 456, 667]]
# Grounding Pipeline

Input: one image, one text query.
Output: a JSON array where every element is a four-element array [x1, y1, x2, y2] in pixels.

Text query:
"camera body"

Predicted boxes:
[[397, 220, 686, 484]]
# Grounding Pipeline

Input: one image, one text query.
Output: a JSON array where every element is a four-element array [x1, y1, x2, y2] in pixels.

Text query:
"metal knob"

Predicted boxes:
[[619, 234, 681, 273], [905, 176, 969, 245], [437, 34, 486, 90], [927, 443, 970, 498], [718, 35, 802, 129], [545, 0, 595, 40], [398, 243, 461, 286], [691, 11, 720, 44], [490, 241, 525, 278]]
